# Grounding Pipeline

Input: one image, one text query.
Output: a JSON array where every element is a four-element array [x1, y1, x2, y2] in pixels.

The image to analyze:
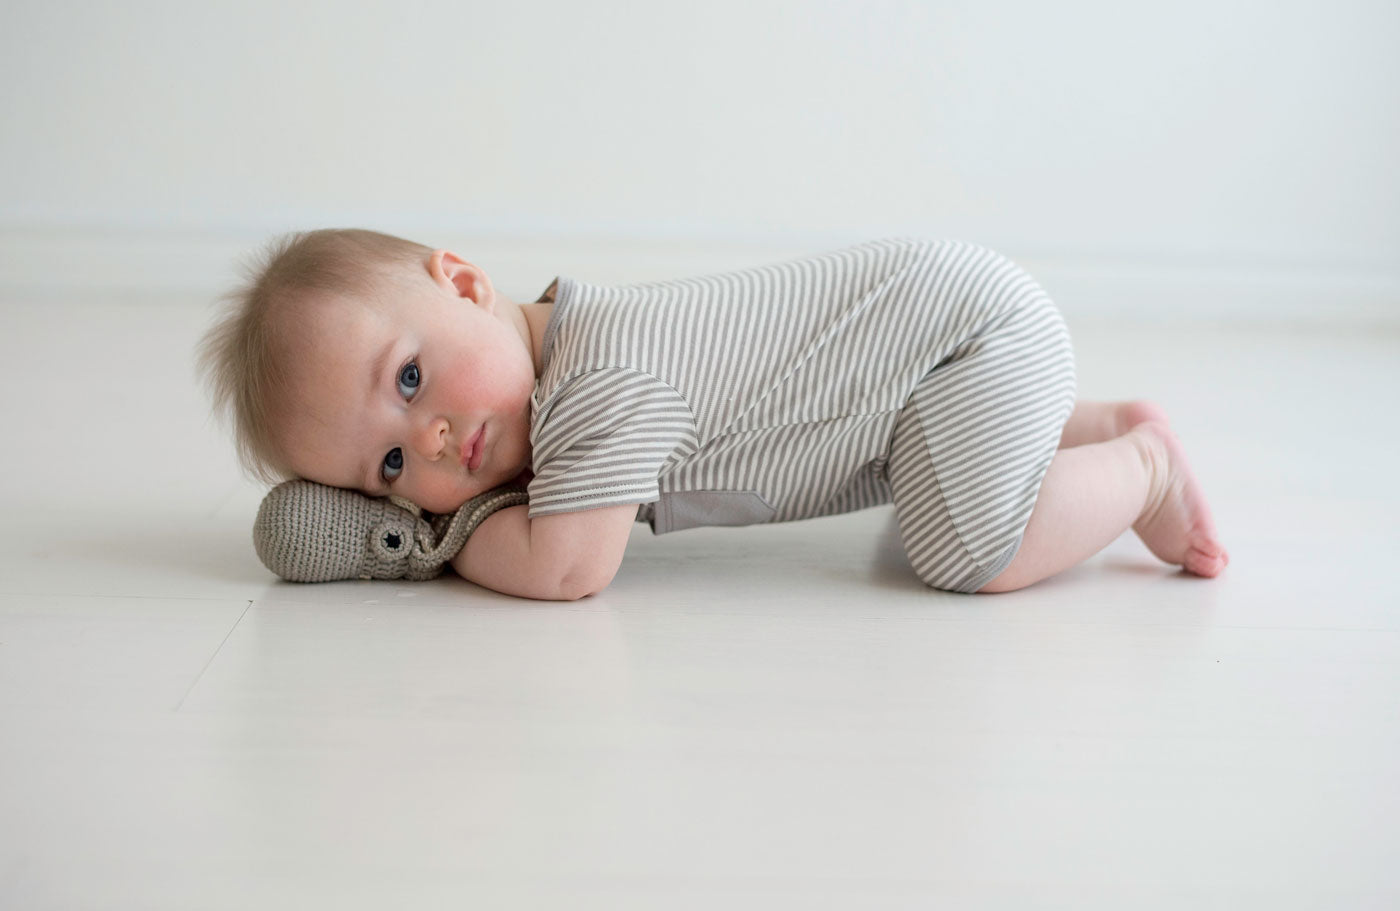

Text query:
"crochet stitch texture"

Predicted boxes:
[[253, 480, 529, 582]]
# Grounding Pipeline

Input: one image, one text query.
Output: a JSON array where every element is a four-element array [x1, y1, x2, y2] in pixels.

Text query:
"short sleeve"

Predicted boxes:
[[528, 368, 697, 518]]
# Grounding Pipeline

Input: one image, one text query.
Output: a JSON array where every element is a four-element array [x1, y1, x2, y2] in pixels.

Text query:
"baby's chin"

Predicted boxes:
[[422, 474, 526, 515]]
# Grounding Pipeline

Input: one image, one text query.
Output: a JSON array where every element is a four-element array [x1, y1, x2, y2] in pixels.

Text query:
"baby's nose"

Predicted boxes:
[[415, 417, 449, 460]]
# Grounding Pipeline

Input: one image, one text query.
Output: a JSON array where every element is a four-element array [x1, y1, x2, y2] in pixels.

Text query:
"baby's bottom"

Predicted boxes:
[[886, 295, 1077, 593], [977, 400, 1229, 593]]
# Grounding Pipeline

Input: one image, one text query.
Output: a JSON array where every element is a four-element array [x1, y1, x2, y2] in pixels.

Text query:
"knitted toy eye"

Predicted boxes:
[[370, 521, 412, 559]]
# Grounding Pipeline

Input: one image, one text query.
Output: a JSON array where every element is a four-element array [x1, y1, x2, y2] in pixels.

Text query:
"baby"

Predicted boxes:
[[197, 228, 1228, 600]]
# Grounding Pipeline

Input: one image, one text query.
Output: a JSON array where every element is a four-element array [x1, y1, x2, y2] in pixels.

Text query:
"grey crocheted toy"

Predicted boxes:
[[253, 480, 529, 582]]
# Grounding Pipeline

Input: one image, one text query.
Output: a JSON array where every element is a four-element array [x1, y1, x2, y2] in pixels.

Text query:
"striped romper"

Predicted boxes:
[[525, 237, 1076, 593]]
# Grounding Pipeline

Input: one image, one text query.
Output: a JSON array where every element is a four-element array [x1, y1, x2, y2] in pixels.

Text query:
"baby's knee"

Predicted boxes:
[[903, 541, 1022, 594], [908, 560, 986, 595], [973, 570, 1025, 594]]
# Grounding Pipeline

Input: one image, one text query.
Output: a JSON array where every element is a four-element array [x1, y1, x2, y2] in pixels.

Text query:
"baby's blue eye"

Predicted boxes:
[[397, 361, 420, 399], [381, 360, 419, 484], [382, 447, 404, 482]]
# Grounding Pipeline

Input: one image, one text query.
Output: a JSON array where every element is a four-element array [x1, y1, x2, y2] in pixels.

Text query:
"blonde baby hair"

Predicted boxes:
[[195, 227, 434, 485]]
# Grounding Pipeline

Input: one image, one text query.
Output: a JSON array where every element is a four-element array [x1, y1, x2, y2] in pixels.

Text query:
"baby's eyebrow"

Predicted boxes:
[[368, 337, 396, 396], [360, 337, 398, 495], [360, 450, 392, 497]]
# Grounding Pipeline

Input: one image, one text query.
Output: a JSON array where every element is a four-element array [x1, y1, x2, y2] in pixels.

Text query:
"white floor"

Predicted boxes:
[[3, 283, 1399, 909]]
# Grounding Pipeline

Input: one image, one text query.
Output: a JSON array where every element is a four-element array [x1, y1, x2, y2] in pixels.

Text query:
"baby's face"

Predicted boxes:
[[275, 263, 536, 515]]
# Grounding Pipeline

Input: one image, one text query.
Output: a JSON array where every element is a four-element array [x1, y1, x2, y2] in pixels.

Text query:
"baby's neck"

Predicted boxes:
[[504, 295, 553, 377]]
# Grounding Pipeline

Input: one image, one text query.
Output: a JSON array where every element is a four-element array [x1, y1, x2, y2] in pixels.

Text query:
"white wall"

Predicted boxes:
[[2, 0, 1396, 321]]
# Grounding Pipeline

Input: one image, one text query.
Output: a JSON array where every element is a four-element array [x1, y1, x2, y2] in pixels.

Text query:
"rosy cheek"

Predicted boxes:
[[442, 367, 483, 410]]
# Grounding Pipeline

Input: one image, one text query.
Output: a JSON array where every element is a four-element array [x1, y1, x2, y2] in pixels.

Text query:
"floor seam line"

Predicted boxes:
[[174, 598, 252, 713]]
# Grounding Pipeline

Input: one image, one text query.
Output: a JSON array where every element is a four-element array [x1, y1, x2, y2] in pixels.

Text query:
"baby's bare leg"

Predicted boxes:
[[1058, 400, 1170, 448], [979, 422, 1228, 593]]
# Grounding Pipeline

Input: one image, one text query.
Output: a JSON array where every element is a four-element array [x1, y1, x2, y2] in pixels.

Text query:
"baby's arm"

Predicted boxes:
[[451, 503, 637, 601]]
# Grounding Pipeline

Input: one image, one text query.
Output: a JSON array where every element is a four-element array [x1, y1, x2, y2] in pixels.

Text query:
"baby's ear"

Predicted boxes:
[[431, 250, 495, 311]]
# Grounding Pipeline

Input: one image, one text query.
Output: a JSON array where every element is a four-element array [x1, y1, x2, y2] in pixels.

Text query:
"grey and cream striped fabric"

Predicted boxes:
[[526, 237, 1075, 591]]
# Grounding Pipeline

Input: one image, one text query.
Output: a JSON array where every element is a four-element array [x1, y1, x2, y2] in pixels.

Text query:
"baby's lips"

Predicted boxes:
[[462, 425, 485, 470]]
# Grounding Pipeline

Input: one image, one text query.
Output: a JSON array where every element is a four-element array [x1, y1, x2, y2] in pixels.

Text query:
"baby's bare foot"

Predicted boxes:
[[1131, 422, 1230, 578]]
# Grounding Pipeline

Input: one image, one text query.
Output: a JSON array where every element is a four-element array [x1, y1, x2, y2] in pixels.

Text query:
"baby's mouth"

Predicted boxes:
[[461, 425, 485, 471]]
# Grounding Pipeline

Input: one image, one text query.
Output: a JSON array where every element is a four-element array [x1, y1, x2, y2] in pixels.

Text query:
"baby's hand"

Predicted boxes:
[[253, 480, 528, 582]]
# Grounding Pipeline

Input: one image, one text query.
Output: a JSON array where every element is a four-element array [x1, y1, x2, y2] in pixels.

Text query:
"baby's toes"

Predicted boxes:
[[1183, 545, 1228, 578], [1190, 531, 1225, 559]]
